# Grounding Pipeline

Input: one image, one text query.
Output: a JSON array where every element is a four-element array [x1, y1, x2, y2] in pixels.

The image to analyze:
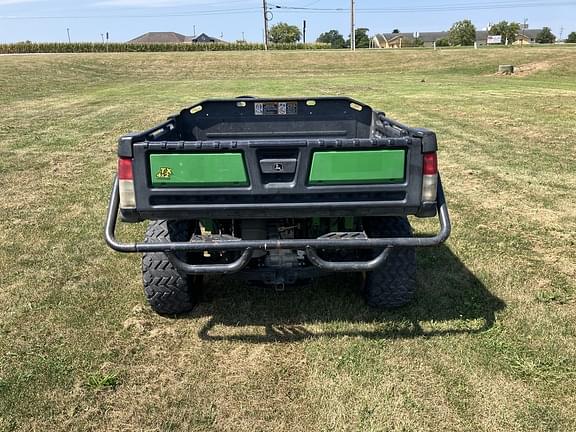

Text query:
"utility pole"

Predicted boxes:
[[263, 0, 269, 50], [350, 0, 356, 51], [66, 28, 71, 43], [303, 19, 307, 45], [521, 18, 528, 48], [193, 25, 196, 37]]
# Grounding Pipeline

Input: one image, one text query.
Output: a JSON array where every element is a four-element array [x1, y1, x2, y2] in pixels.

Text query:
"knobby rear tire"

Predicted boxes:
[[142, 220, 200, 315], [362, 216, 417, 309]]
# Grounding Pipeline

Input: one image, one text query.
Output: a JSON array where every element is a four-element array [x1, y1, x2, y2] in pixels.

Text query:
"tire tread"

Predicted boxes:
[[142, 220, 197, 315], [363, 217, 417, 309]]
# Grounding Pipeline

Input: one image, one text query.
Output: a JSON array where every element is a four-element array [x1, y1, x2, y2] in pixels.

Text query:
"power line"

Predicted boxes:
[[0, 8, 261, 20], [0, 0, 264, 19], [107, 0, 260, 7], [270, 0, 576, 13], [272, 0, 574, 7], [1, 0, 573, 20]]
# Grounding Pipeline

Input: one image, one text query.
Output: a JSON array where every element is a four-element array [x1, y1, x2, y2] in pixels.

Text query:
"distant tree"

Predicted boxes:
[[436, 37, 450, 47], [269, 22, 302, 44], [449, 20, 477, 46], [489, 21, 521, 44], [317, 30, 346, 48], [536, 27, 556, 44], [392, 29, 400, 34], [567, 31, 576, 43], [348, 28, 370, 48]]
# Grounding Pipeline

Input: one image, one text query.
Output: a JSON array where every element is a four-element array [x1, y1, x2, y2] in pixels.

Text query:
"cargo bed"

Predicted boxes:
[[116, 97, 440, 222]]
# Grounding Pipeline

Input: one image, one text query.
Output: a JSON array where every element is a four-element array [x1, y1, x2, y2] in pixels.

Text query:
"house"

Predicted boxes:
[[372, 33, 404, 48], [372, 29, 547, 48], [372, 32, 464, 48], [128, 32, 188, 44], [372, 31, 491, 48], [512, 29, 544, 45], [128, 32, 227, 44], [186, 33, 226, 43], [372, 32, 455, 48]]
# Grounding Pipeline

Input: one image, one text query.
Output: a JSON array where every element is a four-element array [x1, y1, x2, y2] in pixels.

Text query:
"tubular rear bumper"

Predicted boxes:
[[104, 176, 451, 274]]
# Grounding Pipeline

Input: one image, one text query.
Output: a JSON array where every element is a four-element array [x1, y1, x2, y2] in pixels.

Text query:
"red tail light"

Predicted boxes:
[[118, 158, 136, 209], [118, 158, 133, 180], [423, 152, 438, 175], [422, 152, 438, 202]]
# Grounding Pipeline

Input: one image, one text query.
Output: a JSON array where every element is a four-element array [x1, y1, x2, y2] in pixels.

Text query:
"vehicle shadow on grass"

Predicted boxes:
[[190, 245, 506, 343]]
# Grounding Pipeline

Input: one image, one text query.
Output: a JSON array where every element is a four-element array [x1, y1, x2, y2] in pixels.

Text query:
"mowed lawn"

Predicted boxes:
[[0, 47, 575, 431]]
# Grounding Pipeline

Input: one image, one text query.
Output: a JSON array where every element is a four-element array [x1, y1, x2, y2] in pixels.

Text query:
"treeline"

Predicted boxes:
[[0, 41, 330, 54]]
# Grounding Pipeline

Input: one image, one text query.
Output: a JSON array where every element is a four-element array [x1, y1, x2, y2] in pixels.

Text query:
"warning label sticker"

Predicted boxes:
[[254, 101, 298, 116]]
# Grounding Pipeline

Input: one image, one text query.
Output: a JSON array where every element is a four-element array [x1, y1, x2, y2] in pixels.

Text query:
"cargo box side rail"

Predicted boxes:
[[104, 176, 451, 273]]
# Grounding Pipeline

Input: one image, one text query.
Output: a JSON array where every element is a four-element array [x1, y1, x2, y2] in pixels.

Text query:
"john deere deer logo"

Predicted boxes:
[[156, 167, 173, 180]]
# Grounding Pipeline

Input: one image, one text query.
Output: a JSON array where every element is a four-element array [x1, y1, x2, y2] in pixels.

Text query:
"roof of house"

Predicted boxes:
[[373, 34, 402, 45], [185, 33, 226, 43], [520, 29, 546, 39], [416, 32, 450, 42], [378, 32, 450, 43], [128, 31, 227, 44], [128, 32, 187, 44]]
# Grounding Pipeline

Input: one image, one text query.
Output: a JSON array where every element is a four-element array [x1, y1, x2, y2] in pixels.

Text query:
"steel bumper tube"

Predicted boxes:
[[167, 249, 255, 275], [105, 176, 451, 273], [305, 247, 392, 272]]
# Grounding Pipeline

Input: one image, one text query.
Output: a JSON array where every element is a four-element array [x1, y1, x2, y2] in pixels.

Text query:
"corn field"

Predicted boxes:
[[0, 42, 332, 54]]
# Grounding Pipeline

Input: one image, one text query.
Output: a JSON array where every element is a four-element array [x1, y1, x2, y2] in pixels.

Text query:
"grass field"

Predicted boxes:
[[0, 47, 575, 431]]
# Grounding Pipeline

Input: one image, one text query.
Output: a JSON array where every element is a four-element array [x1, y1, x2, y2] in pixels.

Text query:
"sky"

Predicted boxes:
[[0, 0, 574, 43]]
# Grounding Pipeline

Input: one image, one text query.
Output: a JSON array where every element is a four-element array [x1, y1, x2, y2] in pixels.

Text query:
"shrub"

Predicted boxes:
[[0, 42, 331, 54]]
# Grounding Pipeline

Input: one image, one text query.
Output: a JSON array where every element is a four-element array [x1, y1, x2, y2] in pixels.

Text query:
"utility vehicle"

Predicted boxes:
[[105, 97, 451, 314]]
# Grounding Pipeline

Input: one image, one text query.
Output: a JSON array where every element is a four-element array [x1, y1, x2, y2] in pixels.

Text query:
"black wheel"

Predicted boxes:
[[142, 220, 201, 315], [362, 216, 416, 309]]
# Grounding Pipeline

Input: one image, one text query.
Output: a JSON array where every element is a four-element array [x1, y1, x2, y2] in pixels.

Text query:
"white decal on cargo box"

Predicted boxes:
[[254, 101, 298, 116]]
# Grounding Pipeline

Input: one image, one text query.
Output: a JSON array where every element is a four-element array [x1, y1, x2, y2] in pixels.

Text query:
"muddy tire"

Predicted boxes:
[[142, 220, 200, 315], [362, 216, 416, 309]]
